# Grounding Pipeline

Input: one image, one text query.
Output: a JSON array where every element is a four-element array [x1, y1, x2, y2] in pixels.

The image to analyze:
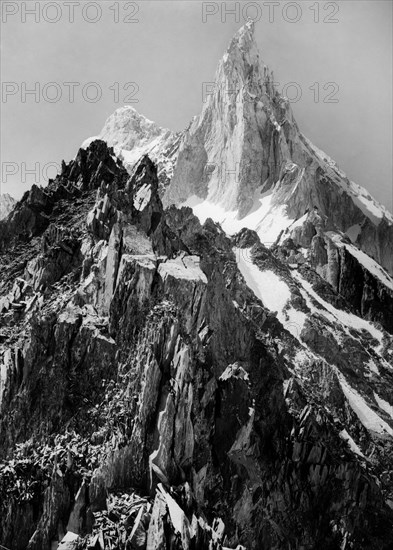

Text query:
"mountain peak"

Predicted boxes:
[[230, 18, 255, 46], [224, 20, 261, 75], [165, 21, 283, 214], [100, 106, 164, 147], [164, 23, 393, 277], [82, 106, 167, 152]]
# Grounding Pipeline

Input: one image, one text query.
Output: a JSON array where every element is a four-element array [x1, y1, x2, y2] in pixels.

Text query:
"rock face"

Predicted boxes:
[[165, 20, 291, 216], [1, 138, 393, 550], [0, 193, 16, 220]]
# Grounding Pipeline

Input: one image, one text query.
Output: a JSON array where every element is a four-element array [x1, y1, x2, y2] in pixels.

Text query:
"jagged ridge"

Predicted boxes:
[[0, 140, 393, 550]]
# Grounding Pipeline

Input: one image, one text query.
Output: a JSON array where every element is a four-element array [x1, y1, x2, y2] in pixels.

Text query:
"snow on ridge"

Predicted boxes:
[[185, 190, 294, 247], [345, 243, 393, 292], [278, 211, 309, 245], [234, 248, 306, 339], [339, 375, 393, 437], [235, 255, 290, 312], [349, 180, 393, 225], [80, 136, 100, 150], [326, 232, 393, 292], [114, 105, 156, 125], [339, 429, 365, 458], [133, 183, 152, 211], [158, 255, 207, 284], [373, 392, 393, 420], [288, 212, 308, 231], [303, 135, 393, 225], [58, 532, 79, 547], [293, 271, 385, 348]]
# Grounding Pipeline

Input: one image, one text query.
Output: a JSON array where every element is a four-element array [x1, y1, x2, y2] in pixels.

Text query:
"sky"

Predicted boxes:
[[1, 0, 392, 211]]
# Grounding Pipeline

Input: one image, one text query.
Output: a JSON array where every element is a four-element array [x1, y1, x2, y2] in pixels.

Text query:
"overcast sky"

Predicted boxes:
[[1, 0, 392, 210]]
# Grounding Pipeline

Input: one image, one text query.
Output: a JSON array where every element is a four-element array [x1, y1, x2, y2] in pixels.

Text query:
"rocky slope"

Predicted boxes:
[[0, 139, 393, 550], [0, 193, 16, 220]]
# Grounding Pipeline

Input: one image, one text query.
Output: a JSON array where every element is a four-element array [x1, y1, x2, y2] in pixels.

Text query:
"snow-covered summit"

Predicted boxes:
[[83, 106, 165, 151], [82, 106, 180, 191]]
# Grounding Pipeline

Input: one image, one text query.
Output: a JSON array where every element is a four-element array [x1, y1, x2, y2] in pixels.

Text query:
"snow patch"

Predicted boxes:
[[288, 212, 309, 231], [235, 248, 306, 339], [133, 183, 151, 211], [185, 189, 294, 247], [293, 272, 385, 346], [283, 379, 291, 397], [327, 232, 393, 291], [158, 255, 207, 284], [235, 250, 290, 312], [374, 392, 393, 420], [159, 485, 186, 534], [345, 243, 393, 292], [339, 376, 393, 437], [303, 135, 393, 225], [220, 363, 249, 382], [339, 429, 365, 458], [293, 349, 310, 365], [351, 188, 392, 225], [283, 308, 307, 339], [367, 360, 380, 376], [58, 532, 79, 547]]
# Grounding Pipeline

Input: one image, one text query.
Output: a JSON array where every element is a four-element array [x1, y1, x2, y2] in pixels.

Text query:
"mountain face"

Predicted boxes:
[[0, 193, 16, 220], [1, 23, 393, 550], [165, 19, 284, 215], [164, 21, 393, 277], [89, 22, 393, 295]]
